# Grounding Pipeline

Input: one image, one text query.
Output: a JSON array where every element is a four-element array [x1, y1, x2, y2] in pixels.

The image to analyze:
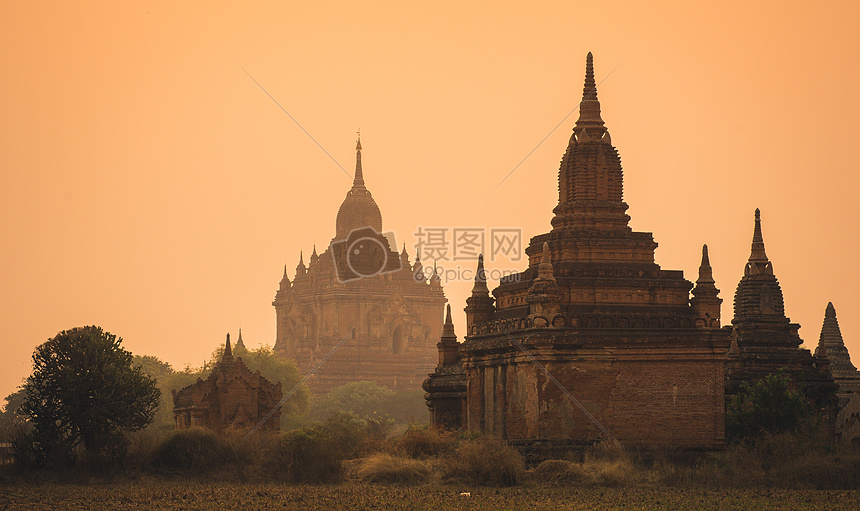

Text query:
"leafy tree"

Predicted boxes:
[[132, 355, 200, 430], [310, 381, 428, 425], [726, 371, 810, 441], [19, 326, 160, 467], [1, 388, 26, 425]]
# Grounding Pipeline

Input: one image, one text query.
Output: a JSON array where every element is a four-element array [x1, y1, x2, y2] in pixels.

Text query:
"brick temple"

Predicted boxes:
[[273, 138, 447, 394], [172, 334, 282, 432], [815, 303, 860, 443], [725, 209, 835, 403], [425, 53, 733, 449]]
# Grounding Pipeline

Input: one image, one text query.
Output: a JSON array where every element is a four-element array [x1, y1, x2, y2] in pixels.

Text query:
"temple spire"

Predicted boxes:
[[696, 244, 715, 285], [583, 51, 598, 102], [574, 51, 606, 137], [816, 302, 856, 375], [296, 251, 306, 276], [443, 304, 454, 337], [471, 254, 490, 296], [537, 242, 556, 281], [430, 260, 442, 286], [691, 244, 721, 327], [353, 132, 365, 189], [236, 329, 246, 351], [745, 209, 773, 276], [224, 333, 233, 360], [437, 304, 459, 367]]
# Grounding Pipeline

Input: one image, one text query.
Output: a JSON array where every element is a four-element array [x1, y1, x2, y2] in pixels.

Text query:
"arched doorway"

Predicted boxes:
[[392, 325, 406, 354]]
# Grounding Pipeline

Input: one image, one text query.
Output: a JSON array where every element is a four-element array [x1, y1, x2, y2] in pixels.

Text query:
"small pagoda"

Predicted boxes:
[[172, 334, 282, 432]]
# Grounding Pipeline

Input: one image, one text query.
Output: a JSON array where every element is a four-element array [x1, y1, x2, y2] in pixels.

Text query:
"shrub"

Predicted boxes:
[[263, 426, 344, 484], [354, 453, 432, 484], [727, 371, 810, 441], [153, 428, 233, 472], [397, 426, 457, 458], [444, 436, 525, 487]]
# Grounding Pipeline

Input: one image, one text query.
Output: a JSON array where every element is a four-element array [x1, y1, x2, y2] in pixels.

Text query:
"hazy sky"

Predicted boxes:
[[2, 1, 859, 402]]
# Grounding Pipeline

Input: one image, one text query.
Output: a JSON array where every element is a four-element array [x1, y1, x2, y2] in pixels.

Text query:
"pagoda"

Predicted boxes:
[[273, 138, 447, 394], [814, 302, 860, 443], [726, 209, 835, 405], [424, 54, 731, 450], [172, 334, 282, 432]]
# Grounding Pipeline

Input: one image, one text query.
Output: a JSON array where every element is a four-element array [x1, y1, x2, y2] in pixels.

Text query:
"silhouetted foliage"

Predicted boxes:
[[18, 326, 160, 468], [133, 355, 200, 430], [726, 371, 810, 441], [310, 381, 428, 425], [0, 388, 27, 429], [153, 427, 233, 471]]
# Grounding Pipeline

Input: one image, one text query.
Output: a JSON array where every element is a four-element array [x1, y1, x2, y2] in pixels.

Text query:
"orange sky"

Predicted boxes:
[[2, 1, 859, 402]]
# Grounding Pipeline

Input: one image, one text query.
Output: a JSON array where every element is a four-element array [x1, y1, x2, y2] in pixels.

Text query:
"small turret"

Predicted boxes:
[[527, 242, 563, 326], [223, 333, 233, 361], [278, 265, 291, 292], [295, 251, 307, 277], [413, 248, 425, 282], [464, 255, 495, 333], [429, 261, 442, 288], [691, 244, 722, 328], [236, 329, 247, 351], [437, 304, 459, 368]]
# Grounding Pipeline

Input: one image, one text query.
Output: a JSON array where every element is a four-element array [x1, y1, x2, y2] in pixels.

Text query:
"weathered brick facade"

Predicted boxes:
[[172, 334, 282, 432], [425, 53, 731, 450], [274, 139, 447, 394]]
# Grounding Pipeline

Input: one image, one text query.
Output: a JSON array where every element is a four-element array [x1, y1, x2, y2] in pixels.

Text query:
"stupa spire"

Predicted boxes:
[[816, 302, 856, 375], [236, 328, 246, 351], [697, 244, 715, 285], [296, 251, 306, 276], [353, 132, 365, 189], [443, 304, 455, 337], [471, 254, 490, 296], [224, 333, 233, 360], [583, 51, 598, 102], [574, 51, 606, 136], [430, 260, 442, 286], [745, 209, 773, 276], [537, 242, 556, 281]]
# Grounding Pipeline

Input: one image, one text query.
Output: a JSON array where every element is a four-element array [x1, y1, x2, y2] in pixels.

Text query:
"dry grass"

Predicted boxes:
[[443, 436, 525, 487], [351, 453, 433, 484], [396, 426, 457, 458]]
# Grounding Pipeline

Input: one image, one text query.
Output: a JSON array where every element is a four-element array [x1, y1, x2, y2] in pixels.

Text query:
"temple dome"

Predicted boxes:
[[334, 138, 383, 240]]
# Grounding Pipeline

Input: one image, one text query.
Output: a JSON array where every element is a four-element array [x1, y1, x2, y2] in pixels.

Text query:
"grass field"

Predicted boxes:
[[0, 483, 858, 511]]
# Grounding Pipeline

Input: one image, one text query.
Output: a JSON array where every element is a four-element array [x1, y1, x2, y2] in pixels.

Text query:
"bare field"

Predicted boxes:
[[0, 483, 858, 511]]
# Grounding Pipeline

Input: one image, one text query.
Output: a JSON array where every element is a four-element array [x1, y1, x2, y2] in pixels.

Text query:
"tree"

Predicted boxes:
[[726, 371, 810, 441], [19, 326, 160, 466], [310, 381, 428, 425], [132, 355, 200, 430]]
